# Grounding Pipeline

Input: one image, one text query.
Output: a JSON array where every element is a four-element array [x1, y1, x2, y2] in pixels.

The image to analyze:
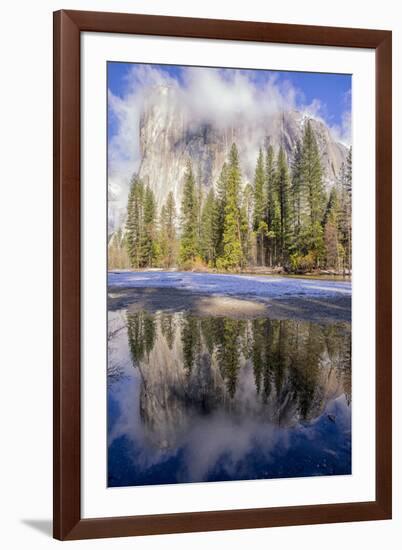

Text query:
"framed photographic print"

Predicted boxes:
[[53, 10, 392, 540]]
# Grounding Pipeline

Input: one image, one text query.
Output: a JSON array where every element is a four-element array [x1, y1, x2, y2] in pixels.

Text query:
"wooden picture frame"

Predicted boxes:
[[53, 9, 392, 540]]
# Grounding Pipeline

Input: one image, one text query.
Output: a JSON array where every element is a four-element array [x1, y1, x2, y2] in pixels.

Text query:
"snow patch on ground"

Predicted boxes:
[[108, 271, 351, 299]]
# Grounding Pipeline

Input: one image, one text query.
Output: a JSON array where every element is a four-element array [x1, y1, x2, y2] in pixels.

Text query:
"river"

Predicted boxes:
[[107, 271, 351, 487]]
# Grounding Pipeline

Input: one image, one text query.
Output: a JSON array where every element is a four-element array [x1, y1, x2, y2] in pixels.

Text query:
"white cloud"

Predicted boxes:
[[107, 66, 351, 231], [300, 96, 351, 147], [179, 68, 299, 125], [108, 66, 304, 179], [328, 110, 352, 146], [302, 98, 326, 120], [107, 67, 291, 230]]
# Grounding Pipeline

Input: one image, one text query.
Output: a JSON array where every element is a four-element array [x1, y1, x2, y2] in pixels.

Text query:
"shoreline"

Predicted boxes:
[[108, 268, 352, 283]]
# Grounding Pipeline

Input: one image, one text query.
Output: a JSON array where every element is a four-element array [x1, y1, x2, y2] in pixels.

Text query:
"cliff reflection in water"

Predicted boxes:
[[108, 310, 351, 487]]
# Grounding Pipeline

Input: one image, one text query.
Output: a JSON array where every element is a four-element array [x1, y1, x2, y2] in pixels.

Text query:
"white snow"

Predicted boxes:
[[108, 271, 351, 300]]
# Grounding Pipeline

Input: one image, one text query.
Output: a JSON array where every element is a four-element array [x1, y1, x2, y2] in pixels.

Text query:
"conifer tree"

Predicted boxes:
[[165, 191, 177, 265], [179, 161, 199, 265], [159, 204, 168, 264], [214, 162, 228, 259], [345, 147, 352, 272], [196, 168, 204, 254], [217, 143, 243, 270], [300, 121, 325, 266], [290, 139, 303, 242], [123, 122, 350, 275], [337, 147, 352, 274], [324, 187, 341, 270], [276, 146, 291, 263], [253, 148, 267, 265], [200, 188, 216, 265], [301, 121, 325, 226], [345, 147, 352, 195], [159, 191, 177, 267], [241, 183, 254, 265], [141, 185, 157, 267], [125, 175, 144, 268], [265, 144, 279, 266]]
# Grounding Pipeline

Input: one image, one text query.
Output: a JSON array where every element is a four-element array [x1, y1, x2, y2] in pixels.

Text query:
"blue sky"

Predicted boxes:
[[107, 61, 351, 144]]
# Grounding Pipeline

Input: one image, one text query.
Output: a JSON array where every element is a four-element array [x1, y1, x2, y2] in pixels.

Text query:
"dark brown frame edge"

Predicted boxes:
[[53, 9, 392, 541]]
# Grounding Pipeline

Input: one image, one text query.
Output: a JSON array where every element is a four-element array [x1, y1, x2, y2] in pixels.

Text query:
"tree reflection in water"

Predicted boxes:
[[108, 310, 351, 486]]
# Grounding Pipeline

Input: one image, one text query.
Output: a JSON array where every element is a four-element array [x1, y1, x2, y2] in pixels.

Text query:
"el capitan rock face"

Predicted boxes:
[[109, 85, 348, 233]]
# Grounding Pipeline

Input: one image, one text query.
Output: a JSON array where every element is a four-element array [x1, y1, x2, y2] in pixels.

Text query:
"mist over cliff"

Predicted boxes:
[[108, 67, 350, 234]]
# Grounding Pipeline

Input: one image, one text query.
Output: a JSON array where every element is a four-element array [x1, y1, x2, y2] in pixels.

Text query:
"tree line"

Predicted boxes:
[[126, 309, 351, 414], [108, 120, 352, 274]]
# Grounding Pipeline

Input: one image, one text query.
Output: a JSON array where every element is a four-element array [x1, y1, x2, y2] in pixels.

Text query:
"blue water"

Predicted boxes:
[[107, 280, 351, 487], [108, 387, 351, 486]]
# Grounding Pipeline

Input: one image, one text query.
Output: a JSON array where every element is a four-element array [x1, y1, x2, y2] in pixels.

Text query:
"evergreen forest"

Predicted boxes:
[[109, 121, 352, 275]]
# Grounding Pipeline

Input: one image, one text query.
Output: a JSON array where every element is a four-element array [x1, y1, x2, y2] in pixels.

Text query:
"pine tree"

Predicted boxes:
[[265, 144, 279, 266], [217, 143, 243, 270], [345, 147, 352, 195], [179, 161, 199, 265], [302, 121, 324, 224], [337, 147, 352, 275], [200, 189, 216, 265], [324, 187, 341, 270], [164, 191, 177, 267], [253, 148, 267, 265], [214, 162, 228, 259], [159, 191, 178, 268], [241, 183, 254, 265], [291, 139, 303, 243], [300, 121, 325, 267], [345, 147, 352, 273], [125, 175, 144, 268], [141, 185, 157, 267], [196, 167, 204, 255], [123, 124, 350, 275], [159, 204, 168, 264], [276, 146, 291, 264]]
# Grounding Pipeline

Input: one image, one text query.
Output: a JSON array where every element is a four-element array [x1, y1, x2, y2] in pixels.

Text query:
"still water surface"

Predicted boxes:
[[108, 309, 351, 487]]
